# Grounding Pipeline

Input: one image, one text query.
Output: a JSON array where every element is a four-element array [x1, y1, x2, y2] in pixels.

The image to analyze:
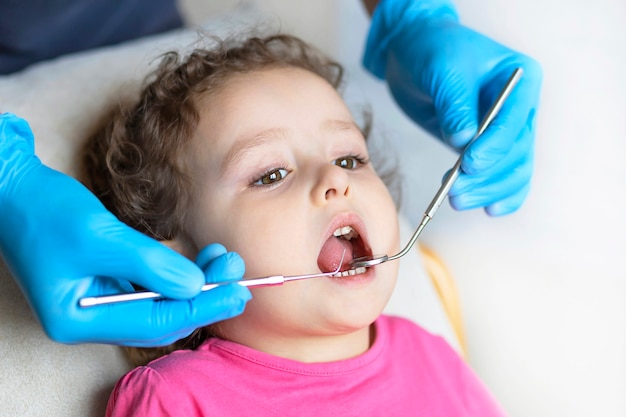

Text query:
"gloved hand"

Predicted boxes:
[[363, 0, 542, 215], [0, 113, 251, 346]]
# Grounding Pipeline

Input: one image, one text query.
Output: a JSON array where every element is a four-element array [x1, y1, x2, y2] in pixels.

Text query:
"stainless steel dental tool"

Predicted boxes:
[[79, 250, 346, 307], [351, 68, 524, 269]]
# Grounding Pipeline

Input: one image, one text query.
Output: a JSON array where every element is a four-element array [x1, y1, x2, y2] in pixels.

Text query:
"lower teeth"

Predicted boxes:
[[332, 267, 367, 278]]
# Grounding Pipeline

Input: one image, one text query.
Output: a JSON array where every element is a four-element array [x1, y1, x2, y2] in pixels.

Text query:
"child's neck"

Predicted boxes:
[[219, 323, 376, 363]]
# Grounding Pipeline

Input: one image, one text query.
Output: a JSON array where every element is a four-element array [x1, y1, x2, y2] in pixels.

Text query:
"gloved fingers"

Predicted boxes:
[[87, 220, 206, 300], [385, 70, 441, 140], [89, 275, 136, 295], [385, 50, 480, 146], [24, 168, 204, 300], [462, 59, 542, 175], [0, 114, 41, 198], [451, 120, 534, 191], [195, 243, 228, 269], [143, 284, 250, 345], [67, 283, 250, 346], [484, 184, 532, 217], [196, 244, 246, 284], [449, 176, 531, 214], [427, 67, 480, 149], [4, 165, 204, 300], [0, 112, 35, 148], [447, 157, 532, 212], [448, 129, 533, 212], [33, 275, 136, 343]]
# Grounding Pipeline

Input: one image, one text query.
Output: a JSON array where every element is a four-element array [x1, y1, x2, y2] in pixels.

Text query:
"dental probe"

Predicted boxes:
[[351, 67, 524, 269], [79, 250, 346, 307]]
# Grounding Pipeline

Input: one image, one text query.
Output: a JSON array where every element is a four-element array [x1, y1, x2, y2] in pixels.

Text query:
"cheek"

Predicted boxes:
[[240, 281, 315, 328], [237, 201, 311, 276], [363, 178, 400, 251], [183, 191, 242, 251], [190, 195, 309, 277]]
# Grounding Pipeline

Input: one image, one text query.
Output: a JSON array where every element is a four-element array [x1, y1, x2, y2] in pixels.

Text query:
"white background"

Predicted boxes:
[[181, 1, 626, 416]]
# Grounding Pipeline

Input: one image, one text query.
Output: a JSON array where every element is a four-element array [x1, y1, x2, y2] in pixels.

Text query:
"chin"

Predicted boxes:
[[325, 305, 385, 333]]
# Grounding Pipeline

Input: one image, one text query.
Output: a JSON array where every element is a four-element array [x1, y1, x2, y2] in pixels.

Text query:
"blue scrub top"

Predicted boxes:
[[0, 0, 183, 74]]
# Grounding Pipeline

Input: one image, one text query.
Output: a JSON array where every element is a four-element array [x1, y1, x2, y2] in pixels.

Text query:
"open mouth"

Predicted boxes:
[[317, 225, 371, 277]]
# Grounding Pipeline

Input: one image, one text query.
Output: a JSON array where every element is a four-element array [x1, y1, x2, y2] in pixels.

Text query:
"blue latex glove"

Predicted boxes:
[[0, 113, 251, 346], [363, 0, 542, 215]]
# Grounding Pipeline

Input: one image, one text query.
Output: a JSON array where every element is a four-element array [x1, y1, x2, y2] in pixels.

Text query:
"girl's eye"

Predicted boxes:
[[332, 155, 367, 170], [253, 168, 289, 186]]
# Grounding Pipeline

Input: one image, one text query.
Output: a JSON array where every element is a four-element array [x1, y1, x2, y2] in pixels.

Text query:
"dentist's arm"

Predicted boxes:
[[0, 113, 250, 346], [362, 0, 542, 215]]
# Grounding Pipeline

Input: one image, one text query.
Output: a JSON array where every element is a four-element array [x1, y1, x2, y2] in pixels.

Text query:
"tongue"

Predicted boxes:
[[317, 236, 353, 273]]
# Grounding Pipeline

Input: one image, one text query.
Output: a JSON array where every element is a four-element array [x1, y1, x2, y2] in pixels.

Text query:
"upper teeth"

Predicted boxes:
[[333, 226, 358, 240], [333, 266, 367, 278]]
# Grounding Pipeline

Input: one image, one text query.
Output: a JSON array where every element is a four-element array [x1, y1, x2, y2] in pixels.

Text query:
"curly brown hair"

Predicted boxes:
[[82, 34, 359, 366], [83, 34, 346, 243]]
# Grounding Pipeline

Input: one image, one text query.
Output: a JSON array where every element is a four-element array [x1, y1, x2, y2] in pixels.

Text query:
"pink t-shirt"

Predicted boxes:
[[107, 315, 507, 416]]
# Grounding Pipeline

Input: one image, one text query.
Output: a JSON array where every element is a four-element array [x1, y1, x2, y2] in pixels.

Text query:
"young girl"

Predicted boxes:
[[83, 33, 506, 417]]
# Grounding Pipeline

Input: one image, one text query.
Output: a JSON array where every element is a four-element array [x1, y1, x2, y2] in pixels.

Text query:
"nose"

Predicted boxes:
[[311, 164, 351, 205]]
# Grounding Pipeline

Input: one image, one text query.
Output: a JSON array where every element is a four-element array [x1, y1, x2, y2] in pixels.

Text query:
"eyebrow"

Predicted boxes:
[[322, 119, 363, 136], [221, 127, 287, 175]]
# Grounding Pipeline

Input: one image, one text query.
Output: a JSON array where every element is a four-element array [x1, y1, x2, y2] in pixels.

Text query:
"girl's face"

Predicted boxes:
[[179, 67, 399, 361]]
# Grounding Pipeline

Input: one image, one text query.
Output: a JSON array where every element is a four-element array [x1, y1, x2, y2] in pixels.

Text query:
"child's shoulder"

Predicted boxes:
[[108, 342, 228, 416], [379, 314, 445, 340], [140, 338, 220, 374], [118, 346, 207, 387], [378, 314, 459, 357]]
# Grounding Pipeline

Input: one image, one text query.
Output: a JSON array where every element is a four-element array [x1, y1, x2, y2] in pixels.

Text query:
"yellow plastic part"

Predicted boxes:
[[418, 245, 468, 359]]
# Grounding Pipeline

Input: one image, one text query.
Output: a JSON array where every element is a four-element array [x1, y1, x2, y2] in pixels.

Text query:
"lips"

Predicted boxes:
[[317, 215, 372, 273]]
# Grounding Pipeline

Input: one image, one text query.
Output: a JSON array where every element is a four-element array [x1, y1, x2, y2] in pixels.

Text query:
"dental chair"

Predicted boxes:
[[0, 13, 465, 417]]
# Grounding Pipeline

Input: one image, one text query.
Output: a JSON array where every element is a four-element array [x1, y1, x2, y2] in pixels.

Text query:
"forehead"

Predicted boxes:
[[194, 66, 353, 140], [202, 66, 345, 110]]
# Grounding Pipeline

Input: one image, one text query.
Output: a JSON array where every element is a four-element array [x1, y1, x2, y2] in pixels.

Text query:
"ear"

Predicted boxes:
[[160, 238, 197, 261]]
